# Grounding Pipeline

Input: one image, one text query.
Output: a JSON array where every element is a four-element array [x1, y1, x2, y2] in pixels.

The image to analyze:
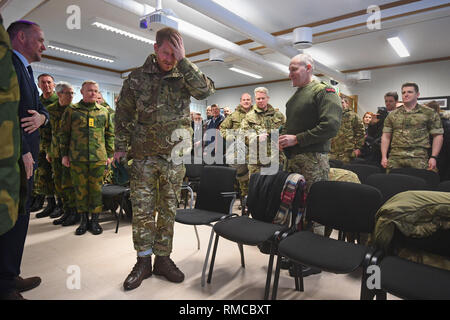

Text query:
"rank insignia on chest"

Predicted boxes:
[[89, 118, 94, 127]]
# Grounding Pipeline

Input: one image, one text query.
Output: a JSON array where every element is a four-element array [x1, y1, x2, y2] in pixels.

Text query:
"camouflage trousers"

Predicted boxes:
[[51, 158, 75, 210], [286, 152, 330, 192], [70, 161, 105, 214], [130, 157, 185, 256], [33, 150, 54, 196], [231, 164, 249, 197], [387, 148, 429, 171], [329, 151, 354, 164]]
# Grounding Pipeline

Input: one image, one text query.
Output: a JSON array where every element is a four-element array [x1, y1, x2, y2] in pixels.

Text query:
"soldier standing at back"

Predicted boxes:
[[59, 80, 114, 235], [115, 27, 215, 290], [219, 93, 253, 198], [29, 74, 58, 214], [42, 82, 77, 226], [329, 96, 365, 163], [381, 82, 443, 171], [241, 87, 285, 177]]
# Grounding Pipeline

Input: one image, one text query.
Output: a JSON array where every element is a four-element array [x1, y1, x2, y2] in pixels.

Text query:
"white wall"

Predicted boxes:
[[204, 60, 450, 117]]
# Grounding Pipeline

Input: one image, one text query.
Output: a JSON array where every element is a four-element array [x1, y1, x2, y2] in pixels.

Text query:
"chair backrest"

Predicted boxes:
[[365, 173, 428, 204], [185, 163, 203, 180], [246, 171, 292, 223], [329, 159, 343, 168], [392, 227, 450, 258], [436, 180, 450, 192], [194, 165, 236, 214], [389, 168, 440, 190], [342, 163, 381, 184], [306, 181, 383, 233]]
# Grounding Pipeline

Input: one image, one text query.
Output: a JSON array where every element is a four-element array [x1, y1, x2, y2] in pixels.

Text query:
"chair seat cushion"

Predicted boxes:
[[213, 216, 287, 246], [175, 209, 227, 225], [380, 256, 450, 300], [278, 232, 368, 273]]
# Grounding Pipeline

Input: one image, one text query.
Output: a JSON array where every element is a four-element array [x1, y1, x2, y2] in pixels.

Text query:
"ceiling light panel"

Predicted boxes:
[[387, 37, 410, 58], [48, 41, 116, 63], [229, 67, 262, 79], [91, 17, 155, 45]]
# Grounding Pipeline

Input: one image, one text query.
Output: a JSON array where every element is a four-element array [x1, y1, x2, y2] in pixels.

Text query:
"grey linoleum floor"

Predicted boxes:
[[20, 201, 398, 300]]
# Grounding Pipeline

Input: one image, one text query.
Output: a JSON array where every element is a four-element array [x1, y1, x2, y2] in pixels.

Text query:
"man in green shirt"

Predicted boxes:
[[279, 53, 342, 192], [381, 82, 443, 171]]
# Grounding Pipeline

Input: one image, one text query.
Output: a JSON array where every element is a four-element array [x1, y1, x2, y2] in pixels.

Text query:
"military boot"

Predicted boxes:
[[30, 194, 45, 212], [123, 256, 152, 291], [49, 197, 64, 219], [61, 209, 80, 226], [89, 213, 103, 235], [35, 196, 56, 218], [153, 255, 185, 283], [53, 207, 72, 225], [75, 213, 89, 235]]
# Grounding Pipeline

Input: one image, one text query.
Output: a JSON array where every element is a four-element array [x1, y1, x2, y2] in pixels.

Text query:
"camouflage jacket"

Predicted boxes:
[[383, 103, 444, 150], [115, 54, 215, 158], [241, 104, 285, 162], [42, 101, 73, 158], [39, 93, 58, 152], [219, 104, 253, 141], [330, 108, 365, 155], [0, 19, 20, 235], [59, 100, 115, 162]]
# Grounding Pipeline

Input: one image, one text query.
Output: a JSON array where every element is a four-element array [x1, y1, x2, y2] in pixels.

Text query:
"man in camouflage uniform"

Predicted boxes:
[[59, 80, 114, 235], [115, 27, 215, 290], [29, 74, 58, 214], [330, 96, 365, 163], [219, 93, 253, 197], [41, 82, 77, 226], [241, 87, 285, 177], [0, 14, 21, 300], [381, 82, 443, 171]]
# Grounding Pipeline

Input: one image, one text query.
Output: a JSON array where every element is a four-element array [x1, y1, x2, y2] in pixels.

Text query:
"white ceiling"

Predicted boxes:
[[6, 0, 450, 88]]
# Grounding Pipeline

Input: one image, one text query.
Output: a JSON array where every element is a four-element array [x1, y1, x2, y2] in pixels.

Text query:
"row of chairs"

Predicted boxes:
[[175, 164, 450, 300]]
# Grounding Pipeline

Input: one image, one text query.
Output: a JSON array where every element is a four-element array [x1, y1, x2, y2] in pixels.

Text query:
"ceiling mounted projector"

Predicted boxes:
[[140, 9, 178, 32], [293, 27, 312, 49]]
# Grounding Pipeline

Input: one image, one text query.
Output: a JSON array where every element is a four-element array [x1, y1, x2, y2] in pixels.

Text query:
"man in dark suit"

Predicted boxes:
[[0, 20, 49, 300]]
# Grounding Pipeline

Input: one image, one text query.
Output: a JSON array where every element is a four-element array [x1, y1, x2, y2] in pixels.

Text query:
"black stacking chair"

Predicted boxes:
[[206, 171, 305, 299], [365, 173, 428, 204], [342, 163, 381, 184], [329, 159, 343, 168], [390, 167, 440, 190], [182, 163, 203, 208], [370, 227, 450, 300], [175, 165, 237, 287], [101, 184, 130, 233], [271, 181, 383, 300]]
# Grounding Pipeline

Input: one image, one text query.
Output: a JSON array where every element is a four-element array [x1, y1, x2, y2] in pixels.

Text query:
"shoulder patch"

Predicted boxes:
[[325, 88, 336, 93]]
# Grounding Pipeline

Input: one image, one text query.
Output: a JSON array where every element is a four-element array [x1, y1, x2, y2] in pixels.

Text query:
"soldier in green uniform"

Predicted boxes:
[[219, 93, 253, 197], [279, 54, 342, 192], [329, 96, 365, 163], [381, 82, 443, 171], [115, 27, 215, 290], [96, 92, 115, 184], [29, 74, 58, 214], [59, 80, 114, 235], [241, 87, 285, 177], [0, 13, 21, 300], [41, 82, 77, 226]]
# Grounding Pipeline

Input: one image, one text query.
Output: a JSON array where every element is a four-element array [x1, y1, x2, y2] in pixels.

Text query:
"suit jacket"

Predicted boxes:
[[12, 52, 49, 168]]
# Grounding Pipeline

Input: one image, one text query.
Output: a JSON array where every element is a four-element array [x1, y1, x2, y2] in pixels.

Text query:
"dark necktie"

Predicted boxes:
[[27, 65, 34, 80]]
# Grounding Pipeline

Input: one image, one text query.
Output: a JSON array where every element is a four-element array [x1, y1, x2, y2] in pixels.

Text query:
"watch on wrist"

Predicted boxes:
[[430, 155, 437, 160]]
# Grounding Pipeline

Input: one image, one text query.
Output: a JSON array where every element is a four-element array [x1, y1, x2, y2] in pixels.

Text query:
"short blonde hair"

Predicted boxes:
[[81, 80, 98, 89], [254, 87, 269, 96]]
